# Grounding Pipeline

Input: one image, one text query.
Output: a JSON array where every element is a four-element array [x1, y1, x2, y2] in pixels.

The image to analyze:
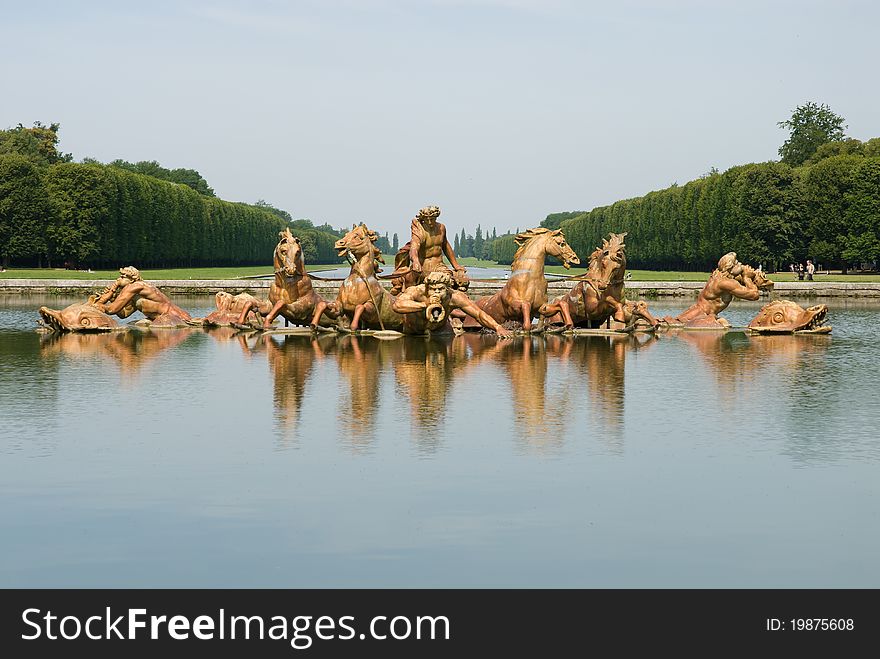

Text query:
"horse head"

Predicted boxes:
[[586, 232, 627, 291], [545, 229, 580, 269], [274, 228, 305, 277], [513, 227, 580, 268], [336, 223, 382, 263]]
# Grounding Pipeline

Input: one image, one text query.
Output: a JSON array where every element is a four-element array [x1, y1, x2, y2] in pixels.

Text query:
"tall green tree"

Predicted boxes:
[[778, 102, 846, 166], [110, 159, 215, 196], [473, 225, 484, 260], [0, 121, 72, 165], [255, 199, 293, 222], [0, 155, 52, 266]]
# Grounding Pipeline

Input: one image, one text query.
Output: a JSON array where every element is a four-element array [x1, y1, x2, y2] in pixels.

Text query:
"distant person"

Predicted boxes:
[[797, 263, 805, 281], [806, 260, 815, 281]]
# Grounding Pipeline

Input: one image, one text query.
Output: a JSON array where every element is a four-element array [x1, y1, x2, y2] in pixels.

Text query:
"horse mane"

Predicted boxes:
[[588, 232, 627, 271], [513, 227, 556, 260]]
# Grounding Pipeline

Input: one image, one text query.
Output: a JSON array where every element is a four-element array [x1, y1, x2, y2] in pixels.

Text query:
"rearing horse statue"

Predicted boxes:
[[310, 223, 404, 332], [462, 227, 580, 332], [235, 228, 331, 330], [539, 232, 658, 331]]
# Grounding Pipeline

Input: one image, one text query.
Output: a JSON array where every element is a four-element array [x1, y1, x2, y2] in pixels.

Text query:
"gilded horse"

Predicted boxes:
[[462, 228, 580, 332], [539, 232, 659, 331], [310, 223, 404, 332], [235, 228, 330, 330]]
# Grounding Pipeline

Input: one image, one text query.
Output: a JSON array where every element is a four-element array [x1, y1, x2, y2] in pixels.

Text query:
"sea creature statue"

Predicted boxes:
[[234, 228, 333, 330], [539, 232, 657, 331], [38, 266, 191, 331], [663, 252, 773, 328], [200, 292, 270, 328], [746, 300, 831, 334], [90, 266, 192, 327], [392, 268, 512, 336], [390, 205, 469, 295], [310, 223, 405, 332], [38, 303, 119, 333], [461, 227, 580, 332]]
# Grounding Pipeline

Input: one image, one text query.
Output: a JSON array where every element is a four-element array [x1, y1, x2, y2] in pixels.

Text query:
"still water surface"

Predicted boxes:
[[1, 296, 879, 587]]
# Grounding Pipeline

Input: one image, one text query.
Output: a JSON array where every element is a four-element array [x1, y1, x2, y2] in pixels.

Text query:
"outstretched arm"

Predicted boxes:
[[391, 290, 427, 315]]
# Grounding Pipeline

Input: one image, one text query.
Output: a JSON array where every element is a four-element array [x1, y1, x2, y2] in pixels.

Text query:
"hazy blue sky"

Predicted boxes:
[[2, 0, 878, 238]]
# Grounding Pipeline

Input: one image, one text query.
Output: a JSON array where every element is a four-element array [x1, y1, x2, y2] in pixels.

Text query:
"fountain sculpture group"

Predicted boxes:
[[37, 206, 832, 337]]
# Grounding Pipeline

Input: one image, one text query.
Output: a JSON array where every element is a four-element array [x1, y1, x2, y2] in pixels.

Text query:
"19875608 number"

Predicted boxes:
[[790, 619, 853, 631]]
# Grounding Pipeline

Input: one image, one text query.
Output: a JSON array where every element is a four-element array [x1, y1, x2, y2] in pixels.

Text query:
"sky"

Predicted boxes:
[[2, 0, 879, 239]]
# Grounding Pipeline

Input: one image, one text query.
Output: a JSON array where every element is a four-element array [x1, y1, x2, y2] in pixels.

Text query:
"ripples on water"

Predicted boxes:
[[1, 295, 878, 587]]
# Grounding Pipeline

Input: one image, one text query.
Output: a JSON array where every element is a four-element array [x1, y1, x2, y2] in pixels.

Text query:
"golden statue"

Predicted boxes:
[[664, 252, 773, 328], [459, 227, 579, 332], [92, 267, 192, 327], [390, 206, 469, 295], [39, 303, 119, 332], [392, 268, 512, 336], [39, 266, 191, 331], [201, 291, 270, 328], [540, 232, 658, 331], [310, 223, 404, 332], [235, 228, 335, 330], [746, 300, 831, 334]]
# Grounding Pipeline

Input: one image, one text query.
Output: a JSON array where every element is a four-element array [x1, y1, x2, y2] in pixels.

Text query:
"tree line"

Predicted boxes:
[[552, 104, 880, 272], [556, 139, 880, 272], [0, 123, 347, 268]]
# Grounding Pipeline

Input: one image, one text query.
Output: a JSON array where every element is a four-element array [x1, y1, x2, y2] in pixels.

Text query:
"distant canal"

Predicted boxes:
[[1, 296, 878, 587]]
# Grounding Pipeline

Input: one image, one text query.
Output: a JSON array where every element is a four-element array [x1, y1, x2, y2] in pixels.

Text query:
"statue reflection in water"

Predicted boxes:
[[672, 329, 831, 414], [39, 328, 195, 381], [453, 333, 656, 452], [261, 333, 335, 447], [248, 330, 664, 453], [561, 335, 644, 451], [330, 335, 404, 451], [393, 335, 464, 454]]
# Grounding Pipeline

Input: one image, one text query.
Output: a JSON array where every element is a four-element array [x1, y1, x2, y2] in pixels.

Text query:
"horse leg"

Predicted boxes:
[[263, 299, 287, 330], [350, 303, 367, 331], [546, 299, 574, 329], [521, 301, 532, 332], [310, 299, 331, 330], [235, 300, 255, 326]]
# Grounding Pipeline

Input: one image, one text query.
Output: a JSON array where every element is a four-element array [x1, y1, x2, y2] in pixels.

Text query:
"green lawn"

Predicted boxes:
[[4, 261, 880, 282], [458, 257, 880, 281]]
